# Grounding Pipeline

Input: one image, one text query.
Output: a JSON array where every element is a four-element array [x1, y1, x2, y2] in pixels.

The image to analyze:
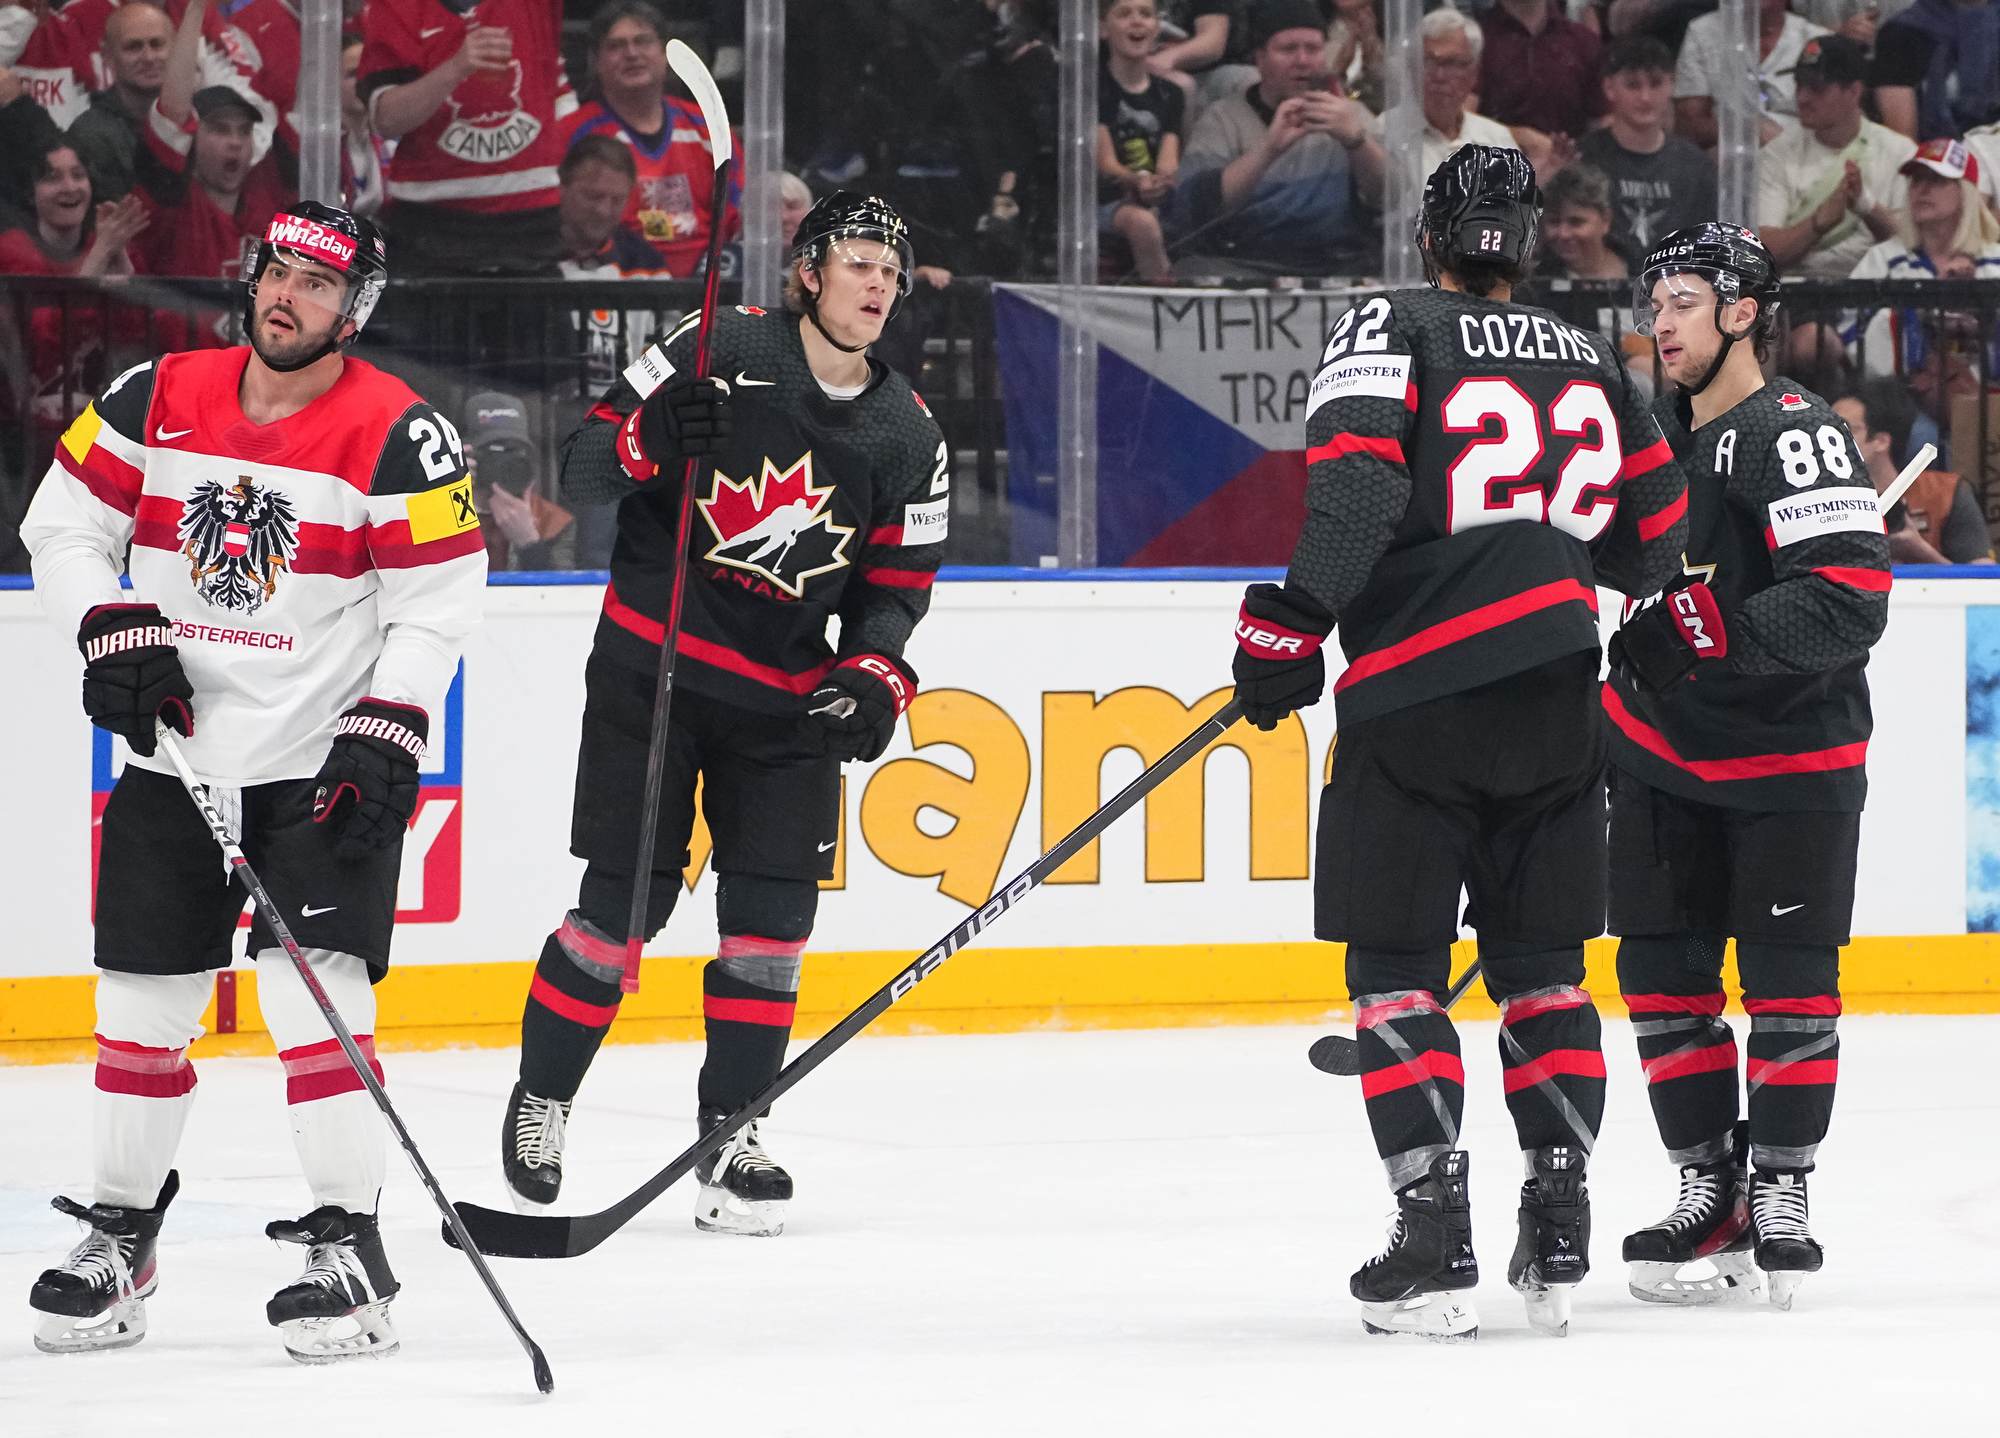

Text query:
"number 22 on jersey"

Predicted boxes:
[[1442, 378, 1623, 542]]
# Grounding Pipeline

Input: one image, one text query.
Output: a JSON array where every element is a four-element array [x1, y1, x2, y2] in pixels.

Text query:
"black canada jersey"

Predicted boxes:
[[1605, 380, 1892, 812], [1290, 287, 1689, 724], [564, 305, 949, 714]]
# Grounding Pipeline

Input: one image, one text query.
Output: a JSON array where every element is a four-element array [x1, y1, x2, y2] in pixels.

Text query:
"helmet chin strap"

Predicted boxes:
[[1679, 303, 1752, 397], [805, 300, 871, 355]]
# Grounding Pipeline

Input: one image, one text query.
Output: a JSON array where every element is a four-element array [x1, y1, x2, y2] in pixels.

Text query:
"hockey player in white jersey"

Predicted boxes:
[[19, 202, 486, 1362]]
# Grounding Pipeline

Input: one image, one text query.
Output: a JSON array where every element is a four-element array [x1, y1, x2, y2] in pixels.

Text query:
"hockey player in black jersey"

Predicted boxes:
[[1228, 146, 1690, 1340], [1610, 224, 1890, 1311], [501, 193, 949, 1233]]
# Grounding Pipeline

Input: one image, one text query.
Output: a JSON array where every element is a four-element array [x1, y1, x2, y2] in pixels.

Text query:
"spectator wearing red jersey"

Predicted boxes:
[[360, 0, 574, 277], [563, 1, 738, 277], [0, 131, 148, 277], [0, 0, 115, 127]]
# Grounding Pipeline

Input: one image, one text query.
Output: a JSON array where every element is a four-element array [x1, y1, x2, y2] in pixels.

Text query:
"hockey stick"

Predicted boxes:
[[446, 699, 1245, 1259], [617, 39, 735, 996], [1308, 960, 1484, 1076], [1878, 441, 1936, 515], [155, 731, 554, 1395]]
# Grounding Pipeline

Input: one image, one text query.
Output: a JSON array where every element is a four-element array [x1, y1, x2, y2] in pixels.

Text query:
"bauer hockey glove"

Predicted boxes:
[[1611, 582, 1728, 691], [1233, 583, 1333, 731], [806, 654, 916, 763], [77, 603, 194, 758], [312, 698, 428, 861], [618, 376, 733, 486]]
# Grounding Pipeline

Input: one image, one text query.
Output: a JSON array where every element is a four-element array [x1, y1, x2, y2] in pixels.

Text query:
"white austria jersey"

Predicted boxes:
[[21, 347, 487, 786]]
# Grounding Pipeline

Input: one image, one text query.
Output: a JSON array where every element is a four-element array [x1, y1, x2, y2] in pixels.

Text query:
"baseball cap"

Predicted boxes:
[[1248, 0, 1325, 50], [1783, 34, 1869, 88], [191, 85, 260, 125], [1904, 137, 1981, 184], [466, 391, 532, 448]]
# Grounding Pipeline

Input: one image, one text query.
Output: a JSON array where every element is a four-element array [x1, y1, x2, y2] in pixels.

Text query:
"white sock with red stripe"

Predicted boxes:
[[254, 948, 385, 1214], [92, 971, 210, 1208]]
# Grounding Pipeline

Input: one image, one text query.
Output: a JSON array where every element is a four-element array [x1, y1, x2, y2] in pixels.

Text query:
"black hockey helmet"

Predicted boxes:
[[1416, 144, 1542, 287], [240, 201, 389, 369], [1632, 221, 1780, 392], [789, 190, 914, 351]]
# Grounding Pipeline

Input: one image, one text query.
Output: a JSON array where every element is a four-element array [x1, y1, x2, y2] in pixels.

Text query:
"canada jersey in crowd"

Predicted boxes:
[[1296, 286, 1688, 723], [19, 348, 487, 785], [588, 305, 949, 713], [1605, 380, 1892, 811]]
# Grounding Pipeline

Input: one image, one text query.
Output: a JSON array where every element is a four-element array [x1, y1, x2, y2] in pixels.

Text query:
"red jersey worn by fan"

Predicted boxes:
[[0, 0, 114, 126], [133, 101, 289, 285], [564, 95, 740, 275], [20, 346, 487, 786]]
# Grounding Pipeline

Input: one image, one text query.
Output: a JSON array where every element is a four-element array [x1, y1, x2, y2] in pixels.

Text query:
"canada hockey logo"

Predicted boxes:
[[1778, 392, 1810, 412], [177, 476, 299, 615], [697, 452, 854, 599], [440, 60, 542, 164]]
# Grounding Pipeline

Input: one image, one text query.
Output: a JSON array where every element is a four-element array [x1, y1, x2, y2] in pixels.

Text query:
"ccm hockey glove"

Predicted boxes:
[[312, 698, 428, 861], [618, 376, 733, 485], [77, 603, 194, 758], [1612, 582, 1728, 691], [1233, 583, 1333, 731], [806, 654, 916, 763]]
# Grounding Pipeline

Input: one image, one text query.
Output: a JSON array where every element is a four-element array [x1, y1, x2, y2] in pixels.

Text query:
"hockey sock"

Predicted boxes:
[[519, 914, 627, 1102], [256, 949, 386, 1214], [1486, 947, 1605, 1154], [699, 873, 813, 1113], [1618, 932, 1738, 1164], [1737, 943, 1841, 1171], [92, 970, 209, 1208], [1348, 946, 1464, 1191]]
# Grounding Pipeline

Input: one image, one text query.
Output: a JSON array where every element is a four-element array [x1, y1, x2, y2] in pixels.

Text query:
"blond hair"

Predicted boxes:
[[1900, 173, 2000, 258]]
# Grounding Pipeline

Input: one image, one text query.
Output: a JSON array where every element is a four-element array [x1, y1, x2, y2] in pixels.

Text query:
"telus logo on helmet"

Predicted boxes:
[[265, 214, 357, 272]]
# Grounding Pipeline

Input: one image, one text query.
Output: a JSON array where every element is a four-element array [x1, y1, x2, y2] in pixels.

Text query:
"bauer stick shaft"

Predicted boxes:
[[156, 730, 553, 1394], [619, 39, 735, 995], [447, 699, 1245, 1259], [1878, 441, 1936, 515], [1308, 959, 1483, 1076]]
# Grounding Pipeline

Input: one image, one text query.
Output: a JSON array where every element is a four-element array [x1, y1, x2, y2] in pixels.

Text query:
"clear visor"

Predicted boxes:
[[822, 232, 912, 295], [1632, 264, 1740, 336], [254, 246, 356, 312]]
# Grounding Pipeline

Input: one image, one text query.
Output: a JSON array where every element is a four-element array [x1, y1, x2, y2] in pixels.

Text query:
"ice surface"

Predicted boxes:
[[3, 1016, 1993, 1435]]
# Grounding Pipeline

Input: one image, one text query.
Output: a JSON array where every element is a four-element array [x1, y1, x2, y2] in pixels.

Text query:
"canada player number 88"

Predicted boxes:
[[1441, 377, 1623, 542]]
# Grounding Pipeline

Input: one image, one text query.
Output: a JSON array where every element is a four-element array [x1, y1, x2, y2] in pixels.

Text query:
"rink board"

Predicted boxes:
[[2, 575, 1995, 1062]]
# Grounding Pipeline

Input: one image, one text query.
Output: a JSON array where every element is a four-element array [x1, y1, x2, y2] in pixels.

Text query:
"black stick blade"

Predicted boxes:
[[531, 1343, 555, 1394], [445, 1201, 578, 1260], [1308, 1033, 1363, 1076]]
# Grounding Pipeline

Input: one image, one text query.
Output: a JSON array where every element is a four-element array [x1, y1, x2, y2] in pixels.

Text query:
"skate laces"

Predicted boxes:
[[718, 1119, 781, 1178], [1366, 1211, 1411, 1268], [1650, 1170, 1724, 1237], [57, 1226, 137, 1301], [1752, 1175, 1811, 1243], [513, 1091, 570, 1173]]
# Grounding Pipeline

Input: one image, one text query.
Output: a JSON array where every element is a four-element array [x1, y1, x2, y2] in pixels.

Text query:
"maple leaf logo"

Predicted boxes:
[[697, 451, 854, 599]]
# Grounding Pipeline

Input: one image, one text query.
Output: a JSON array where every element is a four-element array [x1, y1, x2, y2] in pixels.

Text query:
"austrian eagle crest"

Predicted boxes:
[[177, 476, 299, 614]]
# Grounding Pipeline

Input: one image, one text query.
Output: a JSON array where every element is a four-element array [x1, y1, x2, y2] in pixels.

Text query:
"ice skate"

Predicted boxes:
[[501, 1081, 571, 1213], [265, 1205, 400, 1363], [694, 1105, 792, 1237], [1350, 1150, 1480, 1342], [1751, 1169, 1822, 1311], [29, 1171, 178, 1354], [1508, 1145, 1590, 1338], [1624, 1123, 1761, 1305]]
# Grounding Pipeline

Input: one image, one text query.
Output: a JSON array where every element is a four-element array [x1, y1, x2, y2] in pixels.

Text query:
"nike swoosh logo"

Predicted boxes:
[[155, 426, 193, 441], [735, 373, 776, 387], [301, 904, 338, 917], [817, 840, 838, 852], [420, 26, 446, 38], [1771, 903, 1805, 916]]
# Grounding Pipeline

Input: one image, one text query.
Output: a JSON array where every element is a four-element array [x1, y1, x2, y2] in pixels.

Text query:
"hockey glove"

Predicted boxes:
[[618, 376, 733, 486], [77, 603, 194, 758], [1232, 583, 1333, 731], [1611, 582, 1728, 691], [806, 654, 917, 763], [312, 698, 428, 861]]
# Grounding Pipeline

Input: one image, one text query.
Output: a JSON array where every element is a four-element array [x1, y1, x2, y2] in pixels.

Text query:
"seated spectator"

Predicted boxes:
[[1577, 35, 1716, 256], [1674, 0, 1826, 149], [361, 0, 574, 277], [557, 133, 669, 278], [0, 0, 106, 127], [1757, 36, 1911, 281], [1372, 7, 1521, 183], [565, 2, 738, 279], [1794, 0, 1898, 49], [466, 390, 571, 572], [1151, 1, 1252, 111], [1835, 378, 1995, 564], [1537, 163, 1630, 280], [780, 171, 813, 248], [67, 1, 173, 202], [1478, 0, 1604, 144], [1327, 0, 1384, 114], [1175, 0, 1384, 276], [1100, 0, 1184, 282], [1872, 0, 2000, 141], [342, 31, 386, 218], [0, 135, 148, 278]]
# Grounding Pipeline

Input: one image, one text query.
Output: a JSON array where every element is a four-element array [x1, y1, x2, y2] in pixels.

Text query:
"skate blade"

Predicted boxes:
[[694, 1183, 785, 1237], [277, 1302, 400, 1364], [1765, 1270, 1809, 1312], [1514, 1281, 1574, 1338], [1358, 1293, 1479, 1342], [32, 1297, 147, 1354], [1626, 1253, 1762, 1307]]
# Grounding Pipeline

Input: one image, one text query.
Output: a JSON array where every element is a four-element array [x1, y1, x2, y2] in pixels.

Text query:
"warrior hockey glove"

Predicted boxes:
[[806, 654, 916, 763], [1611, 582, 1728, 691], [1233, 583, 1333, 731], [312, 698, 428, 861], [618, 376, 733, 485], [77, 603, 194, 758]]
